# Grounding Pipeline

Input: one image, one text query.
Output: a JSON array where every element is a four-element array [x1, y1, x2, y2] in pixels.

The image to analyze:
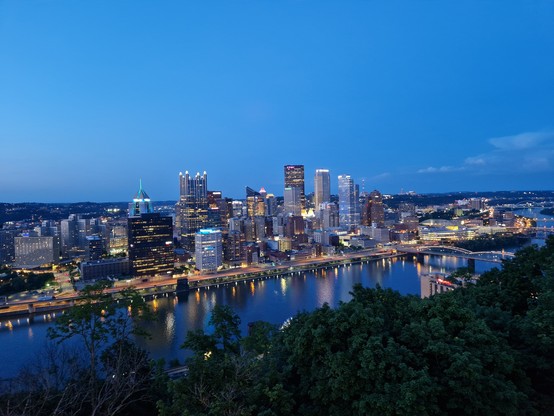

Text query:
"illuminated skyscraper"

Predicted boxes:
[[207, 190, 224, 228], [128, 182, 173, 278], [129, 180, 153, 216], [338, 174, 359, 230], [314, 169, 330, 212], [195, 228, 223, 272], [246, 187, 266, 217], [175, 171, 209, 251], [284, 165, 305, 211]]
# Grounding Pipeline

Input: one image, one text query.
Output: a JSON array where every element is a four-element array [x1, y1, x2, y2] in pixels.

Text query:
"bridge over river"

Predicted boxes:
[[397, 245, 515, 271]]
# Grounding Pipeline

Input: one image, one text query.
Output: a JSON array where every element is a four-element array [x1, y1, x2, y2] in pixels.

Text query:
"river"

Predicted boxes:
[[514, 207, 554, 247], [0, 254, 497, 379]]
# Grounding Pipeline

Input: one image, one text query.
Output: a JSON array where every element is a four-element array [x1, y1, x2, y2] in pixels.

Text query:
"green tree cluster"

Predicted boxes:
[[0, 270, 55, 296], [454, 233, 530, 252], [162, 236, 554, 415]]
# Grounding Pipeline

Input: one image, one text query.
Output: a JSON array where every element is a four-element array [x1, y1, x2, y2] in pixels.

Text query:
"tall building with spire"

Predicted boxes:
[[128, 181, 173, 278], [284, 165, 305, 211], [129, 179, 153, 216], [314, 169, 330, 212], [175, 171, 209, 251]]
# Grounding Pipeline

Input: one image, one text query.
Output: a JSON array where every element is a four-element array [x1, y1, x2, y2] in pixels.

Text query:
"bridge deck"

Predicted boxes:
[[397, 246, 515, 263]]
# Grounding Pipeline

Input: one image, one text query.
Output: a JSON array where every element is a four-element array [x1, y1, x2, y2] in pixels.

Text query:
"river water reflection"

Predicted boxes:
[[0, 255, 496, 378]]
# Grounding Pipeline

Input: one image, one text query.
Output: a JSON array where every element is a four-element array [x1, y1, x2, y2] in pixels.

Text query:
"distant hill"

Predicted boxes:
[[0, 201, 177, 224]]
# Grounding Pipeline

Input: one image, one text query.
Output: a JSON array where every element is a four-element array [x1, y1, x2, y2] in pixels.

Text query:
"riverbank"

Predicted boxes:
[[0, 250, 401, 319]]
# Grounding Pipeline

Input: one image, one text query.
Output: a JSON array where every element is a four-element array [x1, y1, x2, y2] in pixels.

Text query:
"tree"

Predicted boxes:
[[159, 305, 280, 416], [41, 280, 155, 416]]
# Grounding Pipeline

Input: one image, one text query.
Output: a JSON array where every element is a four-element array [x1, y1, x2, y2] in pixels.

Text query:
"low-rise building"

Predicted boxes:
[[80, 258, 130, 281]]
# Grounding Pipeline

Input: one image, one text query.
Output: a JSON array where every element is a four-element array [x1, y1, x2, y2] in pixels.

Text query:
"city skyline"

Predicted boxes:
[[1, 1, 553, 202]]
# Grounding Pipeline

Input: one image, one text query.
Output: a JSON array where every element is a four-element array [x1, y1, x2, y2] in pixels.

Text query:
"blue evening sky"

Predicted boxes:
[[1, 1, 553, 202]]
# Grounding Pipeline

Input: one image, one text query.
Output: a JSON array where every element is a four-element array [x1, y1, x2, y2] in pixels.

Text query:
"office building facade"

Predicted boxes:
[[14, 236, 60, 269], [284, 165, 305, 211], [128, 184, 173, 278], [338, 174, 359, 230], [284, 186, 302, 216], [246, 187, 266, 217], [175, 171, 209, 251], [195, 229, 223, 272], [314, 169, 331, 212], [362, 189, 385, 227]]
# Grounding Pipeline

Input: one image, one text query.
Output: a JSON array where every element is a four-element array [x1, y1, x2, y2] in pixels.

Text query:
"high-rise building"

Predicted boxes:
[[207, 190, 224, 228], [284, 186, 302, 216], [195, 229, 223, 272], [362, 190, 385, 227], [128, 183, 173, 278], [246, 187, 266, 217], [85, 235, 103, 261], [60, 214, 80, 257], [59, 215, 103, 259], [284, 165, 305, 211], [0, 229, 18, 265], [314, 169, 331, 212], [107, 219, 128, 255], [338, 174, 359, 230], [224, 229, 244, 266], [175, 171, 209, 251], [37, 220, 59, 238], [319, 202, 340, 229]]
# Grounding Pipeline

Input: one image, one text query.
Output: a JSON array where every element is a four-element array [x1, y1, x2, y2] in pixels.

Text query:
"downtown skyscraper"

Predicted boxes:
[[314, 169, 331, 212], [175, 171, 209, 251], [127, 182, 173, 278], [338, 174, 360, 230], [284, 165, 305, 212], [362, 189, 385, 227]]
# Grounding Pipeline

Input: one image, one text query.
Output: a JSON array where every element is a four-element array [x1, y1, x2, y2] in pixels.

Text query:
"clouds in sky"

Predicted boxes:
[[418, 130, 554, 175]]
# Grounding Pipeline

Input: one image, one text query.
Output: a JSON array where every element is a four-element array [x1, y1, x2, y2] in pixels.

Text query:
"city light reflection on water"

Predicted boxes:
[[0, 254, 497, 378]]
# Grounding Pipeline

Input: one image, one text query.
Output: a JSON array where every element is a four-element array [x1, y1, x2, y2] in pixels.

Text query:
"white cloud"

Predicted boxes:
[[489, 131, 553, 151], [417, 166, 462, 174], [370, 172, 390, 181], [418, 129, 554, 175]]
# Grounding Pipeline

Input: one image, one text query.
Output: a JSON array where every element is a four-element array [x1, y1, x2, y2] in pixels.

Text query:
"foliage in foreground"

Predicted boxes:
[[162, 237, 554, 415], [0, 281, 161, 416]]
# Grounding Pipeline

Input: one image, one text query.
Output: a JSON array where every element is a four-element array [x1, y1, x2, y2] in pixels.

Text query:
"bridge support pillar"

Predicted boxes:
[[467, 258, 476, 274], [416, 253, 425, 263]]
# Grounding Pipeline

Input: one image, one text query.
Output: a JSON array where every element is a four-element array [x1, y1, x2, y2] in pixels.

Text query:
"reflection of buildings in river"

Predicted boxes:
[[280, 277, 288, 296], [136, 297, 183, 351], [225, 280, 261, 310], [315, 268, 335, 307], [289, 272, 309, 306], [337, 263, 363, 300], [364, 259, 390, 289]]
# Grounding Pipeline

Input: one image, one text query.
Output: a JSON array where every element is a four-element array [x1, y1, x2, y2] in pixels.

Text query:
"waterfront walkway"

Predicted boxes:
[[0, 249, 400, 318]]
